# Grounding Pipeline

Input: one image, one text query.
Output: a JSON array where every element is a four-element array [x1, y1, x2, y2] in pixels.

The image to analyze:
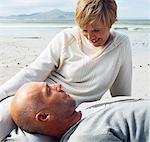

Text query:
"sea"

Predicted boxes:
[[0, 19, 150, 37]]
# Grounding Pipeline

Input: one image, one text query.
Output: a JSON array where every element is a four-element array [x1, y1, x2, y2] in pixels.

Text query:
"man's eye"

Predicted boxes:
[[47, 85, 51, 96]]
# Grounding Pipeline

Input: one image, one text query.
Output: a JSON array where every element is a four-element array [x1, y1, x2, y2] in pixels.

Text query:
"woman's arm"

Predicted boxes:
[[0, 32, 63, 101], [110, 36, 132, 97]]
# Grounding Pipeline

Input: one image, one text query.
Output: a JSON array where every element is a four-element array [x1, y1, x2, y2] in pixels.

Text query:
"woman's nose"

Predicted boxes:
[[87, 32, 95, 41]]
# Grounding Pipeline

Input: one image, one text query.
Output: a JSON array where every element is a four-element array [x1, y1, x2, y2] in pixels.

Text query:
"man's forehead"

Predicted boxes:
[[18, 82, 45, 98], [25, 82, 45, 91], [15, 82, 49, 105]]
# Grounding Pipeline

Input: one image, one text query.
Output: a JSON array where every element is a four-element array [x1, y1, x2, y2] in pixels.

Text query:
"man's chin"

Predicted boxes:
[[72, 99, 77, 108]]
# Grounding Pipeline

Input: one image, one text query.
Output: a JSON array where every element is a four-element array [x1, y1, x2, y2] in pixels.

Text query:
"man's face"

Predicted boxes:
[[80, 20, 110, 47], [26, 82, 77, 119]]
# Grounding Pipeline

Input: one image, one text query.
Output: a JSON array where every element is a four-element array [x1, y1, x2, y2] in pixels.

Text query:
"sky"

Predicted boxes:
[[0, 0, 149, 19]]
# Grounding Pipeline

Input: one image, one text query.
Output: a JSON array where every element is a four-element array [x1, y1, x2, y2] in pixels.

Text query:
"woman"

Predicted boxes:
[[0, 0, 132, 105]]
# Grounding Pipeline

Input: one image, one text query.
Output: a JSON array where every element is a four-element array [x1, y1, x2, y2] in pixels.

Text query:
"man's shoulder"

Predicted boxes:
[[61, 97, 150, 142], [66, 97, 150, 142], [77, 96, 150, 111]]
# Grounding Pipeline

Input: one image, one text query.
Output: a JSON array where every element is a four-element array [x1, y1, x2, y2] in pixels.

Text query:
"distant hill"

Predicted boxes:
[[0, 9, 149, 24], [0, 9, 75, 22]]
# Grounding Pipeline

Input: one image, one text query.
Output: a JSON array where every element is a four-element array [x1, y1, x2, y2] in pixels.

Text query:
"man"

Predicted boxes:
[[11, 82, 150, 142]]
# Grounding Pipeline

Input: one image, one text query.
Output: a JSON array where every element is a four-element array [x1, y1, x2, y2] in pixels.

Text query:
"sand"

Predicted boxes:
[[0, 28, 149, 97]]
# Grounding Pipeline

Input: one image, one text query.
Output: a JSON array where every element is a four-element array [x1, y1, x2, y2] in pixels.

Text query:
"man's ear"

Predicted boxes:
[[35, 112, 54, 122]]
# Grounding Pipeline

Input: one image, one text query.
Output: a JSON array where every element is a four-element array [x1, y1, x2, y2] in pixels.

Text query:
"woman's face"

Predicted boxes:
[[80, 20, 111, 47]]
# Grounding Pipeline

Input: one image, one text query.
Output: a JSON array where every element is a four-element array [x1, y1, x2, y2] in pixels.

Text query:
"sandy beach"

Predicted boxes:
[[0, 27, 149, 97]]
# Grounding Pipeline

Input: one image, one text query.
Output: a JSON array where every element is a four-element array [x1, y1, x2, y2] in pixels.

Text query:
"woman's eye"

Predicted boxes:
[[93, 30, 100, 32], [83, 30, 87, 33]]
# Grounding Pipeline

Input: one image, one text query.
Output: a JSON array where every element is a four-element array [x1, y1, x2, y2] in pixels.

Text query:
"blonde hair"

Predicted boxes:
[[75, 0, 117, 28]]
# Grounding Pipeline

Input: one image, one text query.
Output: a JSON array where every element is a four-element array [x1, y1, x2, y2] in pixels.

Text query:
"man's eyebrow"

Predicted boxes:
[[45, 83, 51, 95], [42, 82, 48, 96]]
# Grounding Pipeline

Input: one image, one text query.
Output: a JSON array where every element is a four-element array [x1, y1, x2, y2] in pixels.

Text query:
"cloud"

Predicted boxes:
[[7, 0, 76, 9], [0, 0, 77, 16], [116, 0, 149, 19], [1, 0, 76, 9]]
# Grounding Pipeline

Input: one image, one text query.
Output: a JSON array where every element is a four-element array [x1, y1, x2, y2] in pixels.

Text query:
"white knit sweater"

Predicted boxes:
[[0, 26, 132, 104]]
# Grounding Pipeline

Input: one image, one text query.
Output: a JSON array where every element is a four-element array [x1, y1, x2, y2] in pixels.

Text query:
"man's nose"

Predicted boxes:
[[51, 83, 62, 92], [56, 84, 62, 92]]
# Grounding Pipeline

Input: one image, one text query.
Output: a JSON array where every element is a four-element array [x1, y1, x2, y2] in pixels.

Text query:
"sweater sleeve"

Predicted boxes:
[[110, 36, 132, 97], [67, 133, 122, 142], [0, 32, 63, 101]]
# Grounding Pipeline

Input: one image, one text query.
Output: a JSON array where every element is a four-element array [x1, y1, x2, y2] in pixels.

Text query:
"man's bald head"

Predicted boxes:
[[10, 82, 45, 133], [10, 82, 81, 137]]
